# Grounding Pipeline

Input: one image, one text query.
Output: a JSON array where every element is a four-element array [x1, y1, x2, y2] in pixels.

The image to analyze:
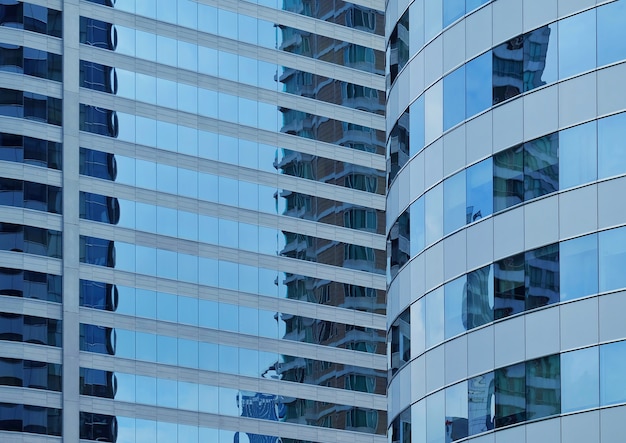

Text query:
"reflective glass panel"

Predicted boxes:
[[426, 390, 445, 443], [560, 234, 598, 301], [409, 95, 425, 156], [494, 253, 524, 319], [493, 145, 523, 212], [561, 347, 599, 412], [559, 9, 596, 79], [526, 354, 560, 420], [446, 381, 468, 441], [600, 340, 626, 406], [524, 24, 558, 90], [425, 287, 444, 348], [597, 0, 626, 66], [468, 371, 495, 435], [444, 275, 466, 339], [493, 36, 524, 105], [425, 183, 443, 245], [524, 133, 558, 201], [444, 169, 466, 235], [466, 265, 493, 329], [525, 243, 559, 310], [495, 362, 525, 427], [466, 158, 493, 223], [410, 196, 425, 256], [466, 51, 492, 118], [598, 112, 626, 179], [599, 226, 626, 293], [443, 65, 465, 130], [558, 121, 597, 190]]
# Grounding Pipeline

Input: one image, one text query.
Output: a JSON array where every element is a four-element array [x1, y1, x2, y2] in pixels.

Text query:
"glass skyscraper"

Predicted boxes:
[[0, 0, 388, 441], [386, 0, 626, 442]]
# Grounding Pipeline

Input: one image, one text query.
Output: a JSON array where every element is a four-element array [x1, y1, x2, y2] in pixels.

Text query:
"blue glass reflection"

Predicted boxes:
[[560, 234, 598, 301]]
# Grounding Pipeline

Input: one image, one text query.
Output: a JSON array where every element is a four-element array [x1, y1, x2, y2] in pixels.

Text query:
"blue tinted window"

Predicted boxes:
[[466, 265, 493, 329], [410, 95, 425, 156], [599, 227, 626, 293], [598, 112, 626, 179], [559, 10, 596, 79], [466, 51, 492, 118], [425, 287, 444, 348], [443, 0, 465, 27], [559, 121, 597, 190], [597, 0, 626, 66], [410, 197, 425, 256], [466, 158, 493, 223], [468, 372, 495, 435], [444, 65, 465, 130], [560, 234, 598, 301], [562, 347, 599, 412], [444, 276, 466, 339], [444, 170, 466, 234], [600, 340, 626, 406]]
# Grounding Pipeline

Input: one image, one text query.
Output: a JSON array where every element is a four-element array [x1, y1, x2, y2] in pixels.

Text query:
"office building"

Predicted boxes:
[[386, 0, 626, 442], [0, 0, 388, 441]]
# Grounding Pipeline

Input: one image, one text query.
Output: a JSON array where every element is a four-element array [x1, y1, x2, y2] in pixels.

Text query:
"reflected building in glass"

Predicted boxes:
[[0, 0, 387, 442], [386, 0, 626, 443]]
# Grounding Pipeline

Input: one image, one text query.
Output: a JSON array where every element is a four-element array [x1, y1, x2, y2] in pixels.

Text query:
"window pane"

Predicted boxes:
[[600, 340, 626, 406], [409, 95, 425, 156], [425, 183, 443, 245], [425, 287, 444, 348], [524, 133, 558, 201], [468, 371, 495, 435], [466, 158, 493, 223], [599, 226, 626, 293], [426, 390, 445, 443], [443, 65, 465, 130], [466, 51, 492, 118], [523, 24, 558, 91], [444, 275, 466, 339], [558, 121, 597, 190], [446, 381, 468, 441], [494, 253, 524, 319], [598, 112, 626, 180], [444, 170, 466, 235], [562, 347, 599, 412], [525, 243, 559, 310], [466, 265, 493, 329], [443, 0, 464, 27], [526, 354, 560, 420], [558, 9, 596, 79], [597, 0, 626, 66], [495, 362, 525, 427], [493, 145, 523, 212], [560, 234, 598, 301], [493, 36, 524, 105]]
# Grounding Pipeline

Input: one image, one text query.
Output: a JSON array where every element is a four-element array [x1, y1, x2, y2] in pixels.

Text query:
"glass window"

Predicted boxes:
[[426, 390, 445, 443], [599, 227, 626, 293], [443, 65, 465, 130], [410, 95, 425, 156], [560, 234, 598, 302], [466, 265, 493, 329], [558, 9, 596, 79], [410, 0, 425, 56], [443, 0, 464, 27], [525, 243, 559, 310], [410, 197, 425, 256], [600, 340, 626, 406], [597, 0, 626, 66], [526, 354, 560, 420], [425, 287, 444, 348], [444, 275, 466, 339], [558, 121, 597, 190], [446, 381, 468, 441], [598, 112, 626, 179], [493, 36, 524, 105], [468, 371, 495, 435], [389, 308, 411, 376], [390, 407, 411, 443], [466, 51, 492, 118], [494, 253, 524, 319], [561, 347, 599, 412], [524, 24, 558, 90], [524, 133, 558, 201], [425, 183, 443, 245], [444, 170, 466, 235], [495, 362, 525, 427], [466, 158, 493, 223], [493, 145, 523, 212], [424, 0, 442, 42], [411, 296, 426, 357]]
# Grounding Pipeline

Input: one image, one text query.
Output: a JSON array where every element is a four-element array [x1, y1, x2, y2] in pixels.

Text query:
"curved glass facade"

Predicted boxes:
[[387, 1, 626, 442], [0, 0, 386, 442]]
